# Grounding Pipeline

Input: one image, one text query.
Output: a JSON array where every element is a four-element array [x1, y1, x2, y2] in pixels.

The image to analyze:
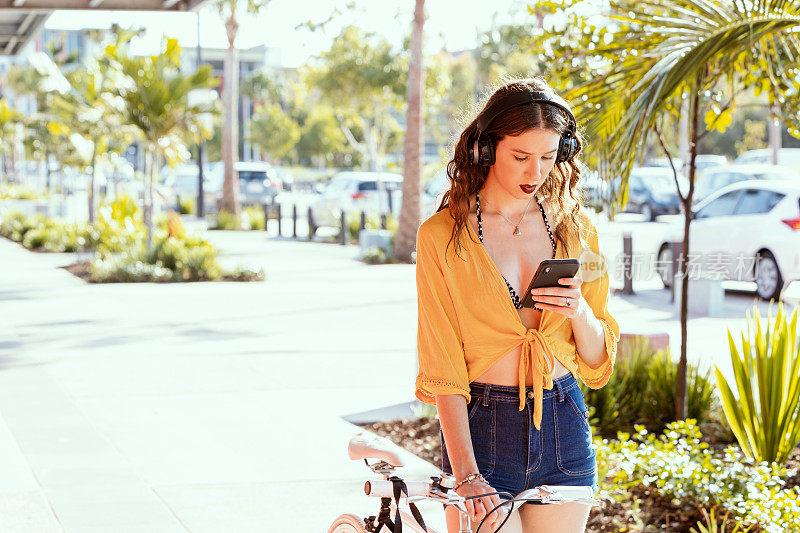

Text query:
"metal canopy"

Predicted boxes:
[[0, 1, 212, 55]]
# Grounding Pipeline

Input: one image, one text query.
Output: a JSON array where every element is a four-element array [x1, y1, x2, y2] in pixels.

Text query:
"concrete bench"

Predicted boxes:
[[672, 274, 724, 317], [619, 329, 670, 354], [359, 228, 393, 256]]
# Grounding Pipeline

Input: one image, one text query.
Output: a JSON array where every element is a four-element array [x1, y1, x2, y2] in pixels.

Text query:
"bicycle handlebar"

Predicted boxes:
[[365, 479, 599, 504], [364, 480, 431, 498]]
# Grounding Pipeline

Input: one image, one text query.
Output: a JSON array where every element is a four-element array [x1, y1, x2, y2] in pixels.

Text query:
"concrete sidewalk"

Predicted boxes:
[[0, 227, 796, 532]]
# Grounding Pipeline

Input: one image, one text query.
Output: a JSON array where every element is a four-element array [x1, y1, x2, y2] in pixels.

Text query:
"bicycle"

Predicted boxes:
[[328, 433, 603, 533]]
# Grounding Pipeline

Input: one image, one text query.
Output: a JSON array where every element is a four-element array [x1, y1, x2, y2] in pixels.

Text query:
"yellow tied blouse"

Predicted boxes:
[[414, 207, 619, 430]]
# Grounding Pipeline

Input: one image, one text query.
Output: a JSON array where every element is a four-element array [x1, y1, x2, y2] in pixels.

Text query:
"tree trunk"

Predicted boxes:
[[676, 74, 703, 421], [88, 142, 98, 223], [219, 14, 241, 217], [144, 146, 154, 252], [394, 0, 426, 263], [769, 103, 781, 165]]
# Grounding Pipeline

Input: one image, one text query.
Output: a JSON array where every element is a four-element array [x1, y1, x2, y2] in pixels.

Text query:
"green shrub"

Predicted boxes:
[[105, 194, 140, 223], [716, 303, 800, 464], [0, 211, 39, 242], [210, 210, 242, 230], [178, 196, 196, 215], [89, 233, 262, 283], [643, 348, 717, 434], [226, 265, 266, 282], [361, 245, 401, 264], [690, 507, 752, 533], [583, 335, 720, 438], [411, 401, 438, 420], [90, 250, 174, 282], [597, 420, 800, 532], [0, 184, 43, 200], [243, 205, 265, 230], [344, 211, 399, 244]]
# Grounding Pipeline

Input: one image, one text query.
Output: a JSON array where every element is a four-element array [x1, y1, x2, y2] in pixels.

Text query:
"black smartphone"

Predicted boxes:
[[520, 259, 581, 309]]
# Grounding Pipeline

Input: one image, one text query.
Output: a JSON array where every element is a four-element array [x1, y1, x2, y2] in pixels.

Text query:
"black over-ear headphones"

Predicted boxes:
[[469, 90, 579, 166]]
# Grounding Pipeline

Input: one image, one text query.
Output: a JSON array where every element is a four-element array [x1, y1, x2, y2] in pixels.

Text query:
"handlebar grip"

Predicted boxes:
[[364, 480, 431, 498]]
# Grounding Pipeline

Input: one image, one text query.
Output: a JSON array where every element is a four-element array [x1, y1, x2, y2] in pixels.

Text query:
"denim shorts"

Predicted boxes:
[[441, 372, 599, 507]]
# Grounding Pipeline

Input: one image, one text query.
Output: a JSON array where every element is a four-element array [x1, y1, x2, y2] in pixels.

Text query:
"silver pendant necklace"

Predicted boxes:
[[479, 191, 535, 236]]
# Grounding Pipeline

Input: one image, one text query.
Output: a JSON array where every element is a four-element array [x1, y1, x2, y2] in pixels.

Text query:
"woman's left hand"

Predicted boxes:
[[529, 277, 586, 318]]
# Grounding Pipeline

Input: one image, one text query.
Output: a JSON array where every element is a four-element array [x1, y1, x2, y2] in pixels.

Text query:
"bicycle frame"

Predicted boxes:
[[330, 434, 602, 533]]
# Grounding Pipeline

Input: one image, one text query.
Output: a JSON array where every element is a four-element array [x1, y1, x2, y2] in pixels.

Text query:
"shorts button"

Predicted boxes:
[[584, 410, 590, 417], [527, 391, 534, 399]]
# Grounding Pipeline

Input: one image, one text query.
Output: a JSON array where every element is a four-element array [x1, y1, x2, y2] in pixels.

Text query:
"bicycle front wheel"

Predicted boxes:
[[327, 514, 368, 533]]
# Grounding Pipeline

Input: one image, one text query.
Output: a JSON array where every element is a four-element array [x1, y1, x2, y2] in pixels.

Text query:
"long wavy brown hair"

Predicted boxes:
[[438, 75, 593, 265]]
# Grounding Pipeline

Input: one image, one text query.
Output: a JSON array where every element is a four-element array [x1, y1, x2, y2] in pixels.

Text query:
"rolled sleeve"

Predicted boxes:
[[575, 222, 619, 389], [414, 224, 471, 405]]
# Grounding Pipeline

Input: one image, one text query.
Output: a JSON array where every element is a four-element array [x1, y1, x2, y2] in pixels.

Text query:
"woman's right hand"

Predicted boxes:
[[456, 479, 507, 531]]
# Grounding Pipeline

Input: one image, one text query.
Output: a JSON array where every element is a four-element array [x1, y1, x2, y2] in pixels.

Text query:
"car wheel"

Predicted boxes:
[[657, 244, 673, 288], [641, 204, 654, 222], [755, 250, 783, 301]]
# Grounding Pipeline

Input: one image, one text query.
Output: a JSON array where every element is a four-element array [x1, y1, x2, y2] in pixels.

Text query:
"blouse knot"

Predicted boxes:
[[518, 328, 557, 431]]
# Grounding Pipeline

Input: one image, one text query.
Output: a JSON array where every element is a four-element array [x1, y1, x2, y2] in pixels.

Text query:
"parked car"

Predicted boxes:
[[422, 167, 449, 220], [693, 163, 799, 204], [580, 170, 610, 211], [309, 171, 403, 229], [234, 161, 279, 205], [694, 154, 729, 171], [614, 167, 687, 221], [162, 162, 224, 211], [655, 180, 800, 300], [272, 165, 295, 191], [735, 148, 800, 168]]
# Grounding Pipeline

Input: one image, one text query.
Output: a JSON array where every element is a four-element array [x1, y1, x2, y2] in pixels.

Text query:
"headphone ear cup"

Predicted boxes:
[[556, 135, 578, 163], [479, 138, 495, 166]]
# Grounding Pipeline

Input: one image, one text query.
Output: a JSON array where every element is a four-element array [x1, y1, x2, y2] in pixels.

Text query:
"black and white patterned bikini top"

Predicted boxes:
[[476, 191, 557, 310]]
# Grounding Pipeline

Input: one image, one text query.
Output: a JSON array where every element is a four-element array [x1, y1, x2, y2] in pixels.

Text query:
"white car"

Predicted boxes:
[[694, 163, 799, 204], [735, 148, 800, 168], [310, 171, 403, 229], [655, 180, 800, 300], [422, 167, 450, 220]]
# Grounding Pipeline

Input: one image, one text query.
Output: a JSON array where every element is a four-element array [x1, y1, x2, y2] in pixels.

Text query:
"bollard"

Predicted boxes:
[[670, 240, 684, 302], [622, 232, 634, 295], [360, 211, 366, 231], [307, 206, 316, 241], [387, 188, 393, 213], [263, 202, 269, 233], [381, 213, 387, 229], [292, 204, 298, 238], [340, 209, 347, 245]]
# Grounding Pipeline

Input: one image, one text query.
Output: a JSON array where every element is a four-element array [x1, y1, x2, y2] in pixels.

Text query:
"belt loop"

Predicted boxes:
[[556, 379, 565, 402], [482, 384, 492, 406]]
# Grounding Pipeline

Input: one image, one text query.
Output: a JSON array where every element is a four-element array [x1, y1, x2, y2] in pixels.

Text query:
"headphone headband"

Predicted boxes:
[[476, 90, 576, 133]]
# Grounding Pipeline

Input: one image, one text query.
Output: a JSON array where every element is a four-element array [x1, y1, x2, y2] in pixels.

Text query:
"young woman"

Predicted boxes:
[[414, 77, 619, 533]]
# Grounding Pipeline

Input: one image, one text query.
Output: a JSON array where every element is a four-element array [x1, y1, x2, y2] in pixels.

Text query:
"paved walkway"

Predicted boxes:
[[0, 225, 797, 532]]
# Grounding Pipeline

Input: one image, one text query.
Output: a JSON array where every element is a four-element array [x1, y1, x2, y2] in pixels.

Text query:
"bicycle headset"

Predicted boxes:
[[469, 89, 579, 166]]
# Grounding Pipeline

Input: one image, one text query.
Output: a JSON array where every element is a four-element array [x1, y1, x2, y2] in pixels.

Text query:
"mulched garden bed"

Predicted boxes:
[[357, 418, 800, 532]]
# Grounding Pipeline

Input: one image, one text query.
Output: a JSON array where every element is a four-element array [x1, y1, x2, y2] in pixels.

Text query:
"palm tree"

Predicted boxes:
[[394, 0, 427, 263], [565, 0, 800, 419], [51, 64, 129, 222], [0, 99, 24, 184], [105, 37, 218, 250], [216, 0, 271, 220]]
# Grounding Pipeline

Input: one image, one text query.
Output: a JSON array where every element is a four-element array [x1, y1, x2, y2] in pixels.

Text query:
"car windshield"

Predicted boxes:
[[753, 169, 797, 180], [238, 170, 267, 181]]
